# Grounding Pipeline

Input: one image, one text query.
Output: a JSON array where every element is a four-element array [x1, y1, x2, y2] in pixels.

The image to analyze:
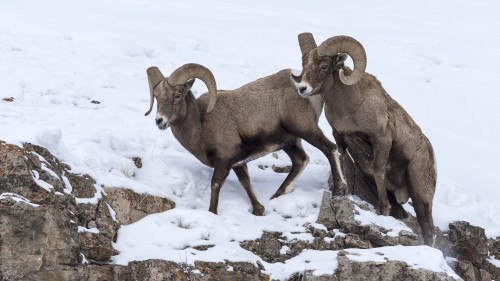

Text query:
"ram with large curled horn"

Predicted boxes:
[[292, 33, 437, 246], [145, 62, 347, 216]]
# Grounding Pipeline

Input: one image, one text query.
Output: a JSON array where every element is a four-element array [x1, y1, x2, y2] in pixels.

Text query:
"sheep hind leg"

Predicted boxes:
[[233, 164, 265, 216], [270, 141, 309, 200], [407, 161, 436, 246]]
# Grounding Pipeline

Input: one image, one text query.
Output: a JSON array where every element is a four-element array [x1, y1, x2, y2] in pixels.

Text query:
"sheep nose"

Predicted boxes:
[[155, 117, 164, 125], [299, 86, 307, 94]]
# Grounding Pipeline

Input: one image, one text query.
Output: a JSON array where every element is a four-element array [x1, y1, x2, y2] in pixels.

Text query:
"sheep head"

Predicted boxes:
[[145, 63, 218, 130], [292, 33, 367, 97]]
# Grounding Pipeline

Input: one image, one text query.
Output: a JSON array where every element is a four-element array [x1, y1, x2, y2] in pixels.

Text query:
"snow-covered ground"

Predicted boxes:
[[1, 0, 499, 279]]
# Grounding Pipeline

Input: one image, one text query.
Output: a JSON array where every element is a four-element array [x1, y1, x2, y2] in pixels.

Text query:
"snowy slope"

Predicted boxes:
[[1, 0, 499, 279]]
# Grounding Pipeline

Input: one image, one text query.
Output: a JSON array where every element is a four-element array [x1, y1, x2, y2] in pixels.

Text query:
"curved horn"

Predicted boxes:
[[145, 66, 164, 116], [167, 63, 218, 113], [298, 32, 317, 57], [317, 36, 367, 85]]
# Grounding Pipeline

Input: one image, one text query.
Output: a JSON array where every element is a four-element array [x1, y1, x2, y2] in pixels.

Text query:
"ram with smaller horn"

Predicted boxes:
[[145, 63, 347, 216], [292, 33, 437, 246]]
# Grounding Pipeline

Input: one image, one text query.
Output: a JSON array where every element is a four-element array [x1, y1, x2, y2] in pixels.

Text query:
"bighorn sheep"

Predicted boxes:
[[292, 33, 436, 246], [145, 63, 346, 215]]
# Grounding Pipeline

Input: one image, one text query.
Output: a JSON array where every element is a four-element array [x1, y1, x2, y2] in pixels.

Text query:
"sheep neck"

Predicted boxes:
[[323, 71, 363, 115], [169, 93, 210, 166]]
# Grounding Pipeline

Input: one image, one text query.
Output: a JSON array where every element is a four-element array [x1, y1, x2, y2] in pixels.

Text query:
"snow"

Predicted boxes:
[[1, 0, 499, 279], [106, 202, 118, 222], [487, 257, 500, 267], [352, 199, 413, 237], [344, 246, 460, 279], [0, 193, 39, 207], [61, 174, 73, 194], [269, 249, 339, 279], [78, 226, 100, 234], [80, 253, 89, 265], [31, 170, 54, 192]]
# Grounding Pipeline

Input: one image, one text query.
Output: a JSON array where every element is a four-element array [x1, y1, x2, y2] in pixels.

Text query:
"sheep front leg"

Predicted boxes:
[[208, 161, 232, 215], [302, 130, 346, 196], [233, 164, 265, 216], [372, 135, 392, 216]]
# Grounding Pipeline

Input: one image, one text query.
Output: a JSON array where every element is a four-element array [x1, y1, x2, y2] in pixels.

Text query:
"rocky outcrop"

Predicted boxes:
[[1, 140, 499, 280], [0, 141, 175, 280], [316, 193, 421, 247], [437, 221, 498, 281], [288, 251, 457, 281]]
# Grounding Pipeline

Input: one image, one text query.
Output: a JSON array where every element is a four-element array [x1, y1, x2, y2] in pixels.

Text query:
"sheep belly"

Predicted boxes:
[[233, 144, 284, 167]]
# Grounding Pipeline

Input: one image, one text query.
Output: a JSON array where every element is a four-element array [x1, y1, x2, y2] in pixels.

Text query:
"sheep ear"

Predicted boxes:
[[184, 78, 195, 91], [334, 53, 348, 69]]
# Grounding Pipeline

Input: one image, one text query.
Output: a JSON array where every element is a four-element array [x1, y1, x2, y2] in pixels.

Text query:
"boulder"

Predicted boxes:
[[67, 173, 97, 199], [103, 187, 175, 225], [448, 221, 488, 268], [336, 250, 457, 281], [0, 141, 183, 280], [325, 195, 420, 247]]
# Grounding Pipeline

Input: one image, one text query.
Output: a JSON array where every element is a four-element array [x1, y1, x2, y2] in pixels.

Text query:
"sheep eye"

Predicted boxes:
[[173, 92, 182, 99]]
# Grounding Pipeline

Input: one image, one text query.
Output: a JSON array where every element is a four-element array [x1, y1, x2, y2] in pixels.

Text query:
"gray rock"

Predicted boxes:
[[344, 233, 372, 249], [454, 259, 485, 281], [448, 221, 488, 268], [290, 253, 458, 281], [132, 157, 142, 169], [315, 191, 339, 230], [195, 261, 270, 281], [79, 231, 118, 262], [482, 258, 500, 281], [104, 187, 175, 225], [301, 270, 338, 281], [330, 196, 419, 247], [489, 237, 500, 260], [95, 200, 119, 240], [0, 195, 79, 280], [271, 164, 292, 173], [67, 173, 97, 199], [257, 232, 282, 263], [335, 253, 457, 281]]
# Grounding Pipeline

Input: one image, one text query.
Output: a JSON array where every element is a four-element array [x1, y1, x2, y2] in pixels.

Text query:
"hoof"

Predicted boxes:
[[208, 208, 218, 215], [390, 204, 409, 219], [332, 180, 347, 196], [331, 185, 346, 197], [270, 192, 281, 200], [252, 205, 265, 216], [376, 204, 391, 216], [332, 191, 344, 197]]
